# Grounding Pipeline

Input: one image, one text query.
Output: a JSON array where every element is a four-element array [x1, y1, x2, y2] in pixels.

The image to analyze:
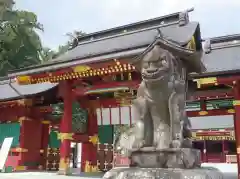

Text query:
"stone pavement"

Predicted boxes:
[[0, 171, 104, 179], [0, 169, 237, 179], [0, 171, 237, 179]]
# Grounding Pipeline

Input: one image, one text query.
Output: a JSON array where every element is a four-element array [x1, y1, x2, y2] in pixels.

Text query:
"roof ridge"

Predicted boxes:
[[203, 34, 240, 44], [75, 8, 194, 43], [76, 22, 178, 47]]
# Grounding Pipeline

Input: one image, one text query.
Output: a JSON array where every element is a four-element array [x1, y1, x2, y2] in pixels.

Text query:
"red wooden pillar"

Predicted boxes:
[[233, 80, 240, 178], [58, 81, 73, 175], [203, 140, 207, 162], [39, 120, 50, 169], [222, 140, 228, 163], [18, 117, 42, 170], [81, 106, 98, 172], [200, 100, 207, 111]]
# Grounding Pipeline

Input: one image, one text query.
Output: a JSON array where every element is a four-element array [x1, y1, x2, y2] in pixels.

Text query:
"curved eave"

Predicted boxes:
[[0, 78, 58, 102], [8, 47, 145, 78], [192, 34, 240, 79], [136, 33, 205, 73], [189, 69, 240, 79]]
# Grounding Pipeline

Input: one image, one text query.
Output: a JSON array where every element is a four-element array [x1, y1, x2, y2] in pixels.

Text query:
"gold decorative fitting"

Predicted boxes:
[[72, 65, 91, 73], [237, 147, 240, 154], [89, 135, 99, 145], [84, 161, 99, 172], [15, 148, 28, 153], [18, 116, 31, 125], [17, 76, 31, 85], [59, 157, 70, 170], [191, 132, 196, 138], [57, 133, 73, 142], [186, 36, 196, 51], [198, 111, 208, 116], [230, 131, 235, 137], [194, 77, 217, 88], [42, 120, 51, 124], [17, 99, 33, 106], [91, 165, 99, 172], [192, 135, 235, 141], [15, 166, 26, 171], [233, 100, 240, 106], [84, 161, 91, 172], [227, 109, 235, 114], [18, 63, 136, 85]]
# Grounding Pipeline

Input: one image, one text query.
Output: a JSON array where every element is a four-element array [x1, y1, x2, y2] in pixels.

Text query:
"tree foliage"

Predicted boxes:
[[0, 0, 43, 76], [1, 0, 90, 134], [40, 30, 86, 62]]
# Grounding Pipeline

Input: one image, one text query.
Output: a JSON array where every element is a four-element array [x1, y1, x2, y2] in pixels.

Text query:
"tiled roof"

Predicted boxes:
[[202, 34, 240, 73], [189, 34, 240, 78], [0, 78, 58, 101], [8, 10, 201, 77]]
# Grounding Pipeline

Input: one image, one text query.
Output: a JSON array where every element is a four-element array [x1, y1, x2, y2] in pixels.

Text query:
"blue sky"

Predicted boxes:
[[17, 0, 240, 50]]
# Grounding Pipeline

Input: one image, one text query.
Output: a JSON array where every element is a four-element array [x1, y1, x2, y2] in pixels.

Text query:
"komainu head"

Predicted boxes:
[[141, 45, 175, 84]]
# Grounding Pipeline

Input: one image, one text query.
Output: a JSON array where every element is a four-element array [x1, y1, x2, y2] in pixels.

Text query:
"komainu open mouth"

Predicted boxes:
[[142, 69, 163, 80]]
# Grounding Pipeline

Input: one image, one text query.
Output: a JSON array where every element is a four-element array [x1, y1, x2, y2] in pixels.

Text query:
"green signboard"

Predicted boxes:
[[98, 125, 113, 144], [0, 123, 20, 147]]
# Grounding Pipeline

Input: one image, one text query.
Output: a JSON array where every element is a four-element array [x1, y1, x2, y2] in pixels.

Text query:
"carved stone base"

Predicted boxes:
[[130, 147, 201, 169], [103, 167, 223, 179]]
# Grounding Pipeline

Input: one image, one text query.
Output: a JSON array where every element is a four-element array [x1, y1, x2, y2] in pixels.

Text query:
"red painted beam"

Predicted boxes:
[[187, 109, 235, 117], [32, 106, 53, 113], [73, 134, 89, 143], [0, 106, 53, 122], [194, 75, 240, 88], [218, 76, 240, 85], [187, 90, 233, 101], [92, 98, 129, 108], [194, 131, 232, 136]]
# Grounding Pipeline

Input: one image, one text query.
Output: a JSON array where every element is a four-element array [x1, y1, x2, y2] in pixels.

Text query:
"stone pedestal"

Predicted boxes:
[[103, 167, 223, 179], [103, 148, 223, 179], [130, 147, 201, 169]]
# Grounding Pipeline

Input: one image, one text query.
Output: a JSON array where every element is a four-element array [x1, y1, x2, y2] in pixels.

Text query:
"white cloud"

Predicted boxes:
[[17, 0, 240, 49]]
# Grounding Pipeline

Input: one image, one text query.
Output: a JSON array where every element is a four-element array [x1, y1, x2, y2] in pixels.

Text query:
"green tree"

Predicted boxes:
[[39, 47, 55, 62], [55, 30, 86, 57], [39, 30, 86, 62], [0, 1, 43, 76]]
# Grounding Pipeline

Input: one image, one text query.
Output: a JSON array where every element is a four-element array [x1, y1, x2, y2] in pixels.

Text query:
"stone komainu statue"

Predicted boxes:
[[106, 13, 223, 179], [115, 36, 202, 156]]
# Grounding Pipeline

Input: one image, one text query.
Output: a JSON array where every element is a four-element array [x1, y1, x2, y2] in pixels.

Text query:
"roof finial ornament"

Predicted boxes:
[[203, 39, 211, 54], [179, 11, 189, 26], [157, 28, 163, 38]]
